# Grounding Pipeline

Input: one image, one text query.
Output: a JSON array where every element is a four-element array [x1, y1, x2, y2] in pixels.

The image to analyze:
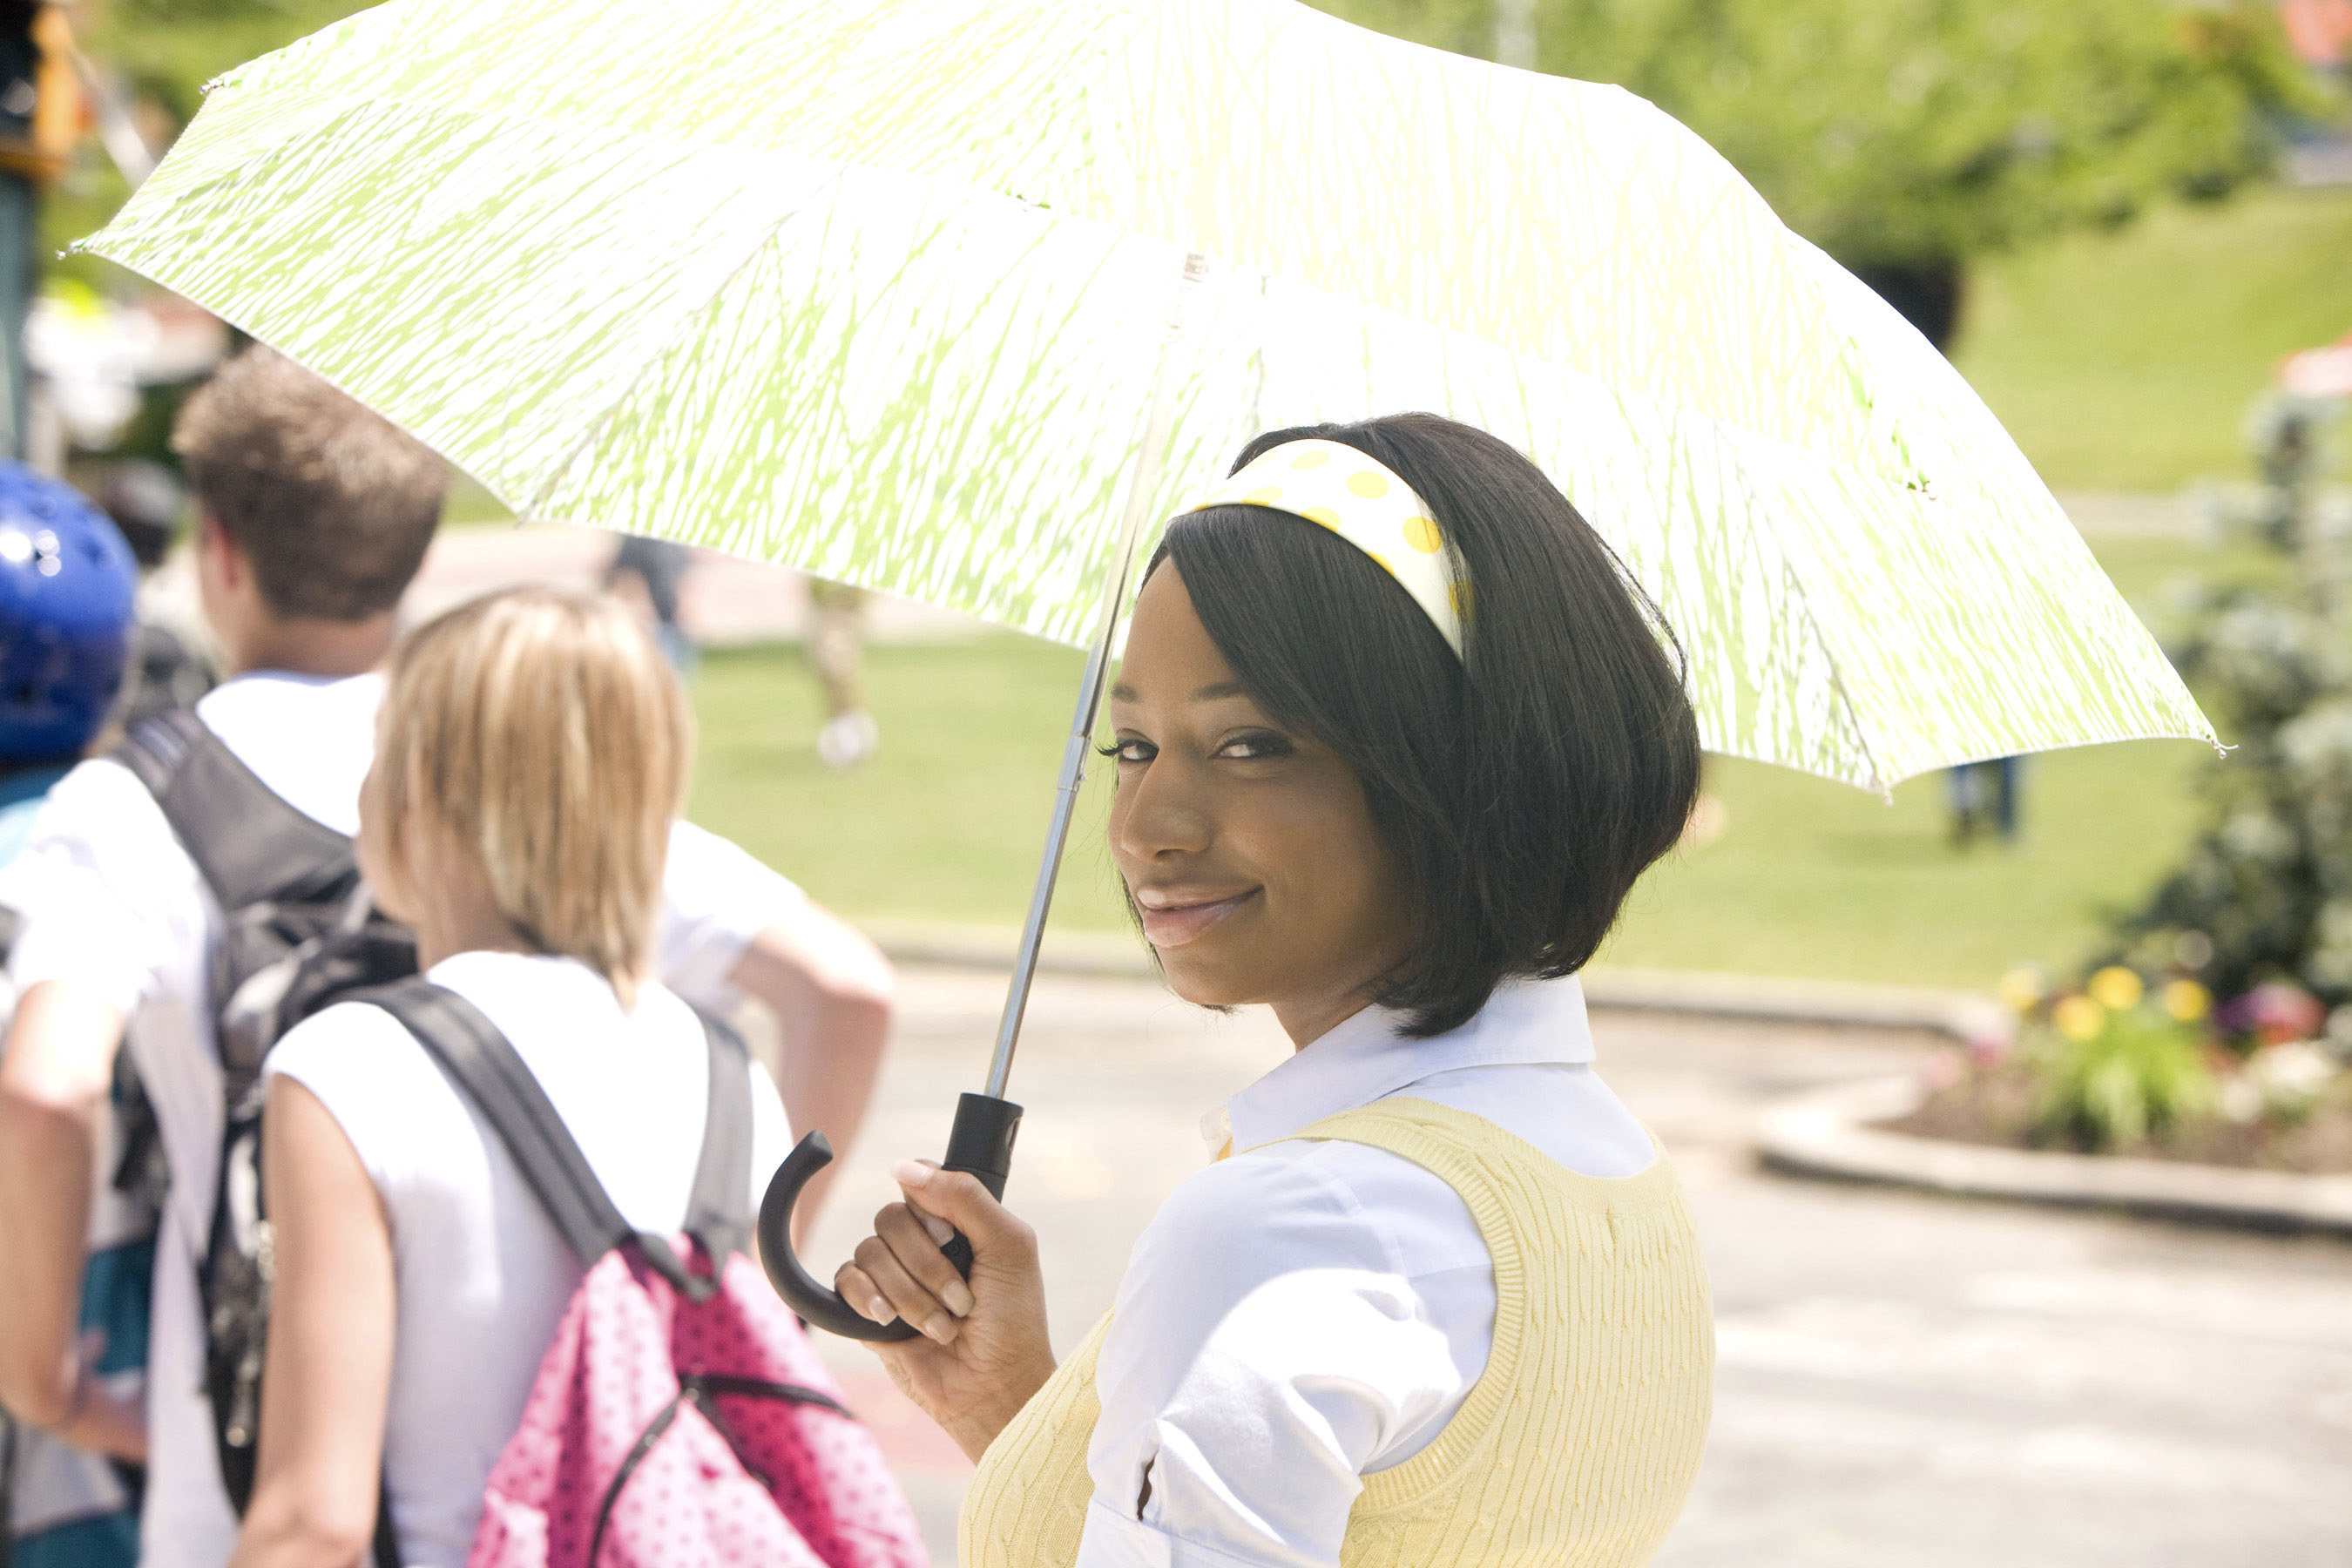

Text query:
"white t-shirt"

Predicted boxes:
[[1073, 976, 1665, 1568], [265, 950, 794, 1568], [0, 671, 805, 1568]]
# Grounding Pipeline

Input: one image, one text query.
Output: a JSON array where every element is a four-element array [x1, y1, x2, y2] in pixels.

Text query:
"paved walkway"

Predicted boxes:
[[404, 523, 985, 645], [747, 964, 2352, 1567]]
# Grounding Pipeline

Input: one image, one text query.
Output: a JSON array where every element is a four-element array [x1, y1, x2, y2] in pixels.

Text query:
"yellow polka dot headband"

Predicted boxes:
[[1183, 439, 1470, 657]]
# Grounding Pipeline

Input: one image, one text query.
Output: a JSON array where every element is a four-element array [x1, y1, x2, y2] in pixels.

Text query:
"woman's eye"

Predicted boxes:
[[1216, 730, 1294, 760], [1097, 738, 1156, 764]]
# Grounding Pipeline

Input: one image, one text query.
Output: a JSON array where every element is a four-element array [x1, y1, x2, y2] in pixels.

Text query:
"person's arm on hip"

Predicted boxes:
[[229, 1074, 395, 1568]]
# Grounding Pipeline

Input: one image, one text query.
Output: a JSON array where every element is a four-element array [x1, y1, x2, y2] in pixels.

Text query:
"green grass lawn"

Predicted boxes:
[[687, 632, 1138, 936], [1952, 186, 2352, 491], [685, 532, 2281, 992]]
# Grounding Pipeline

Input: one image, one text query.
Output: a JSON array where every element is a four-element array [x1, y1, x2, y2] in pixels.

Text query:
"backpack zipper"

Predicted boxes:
[[585, 1375, 849, 1565]]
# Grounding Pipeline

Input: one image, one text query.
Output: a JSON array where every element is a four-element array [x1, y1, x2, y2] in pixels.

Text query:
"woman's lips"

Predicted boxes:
[[1135, 888, 1260, 949]]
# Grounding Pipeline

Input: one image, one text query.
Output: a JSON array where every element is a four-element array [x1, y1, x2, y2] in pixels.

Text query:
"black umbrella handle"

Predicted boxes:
[[757, 1092, 1023, 1342]]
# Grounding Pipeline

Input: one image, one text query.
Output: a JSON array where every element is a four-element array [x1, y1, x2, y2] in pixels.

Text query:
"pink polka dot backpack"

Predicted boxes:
[[374, 981, 929, 1568]]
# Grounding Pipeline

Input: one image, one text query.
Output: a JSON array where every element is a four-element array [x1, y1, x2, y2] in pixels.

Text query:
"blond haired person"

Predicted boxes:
[[0, 350, 889, 1568], [226, 589, 798, 1568]]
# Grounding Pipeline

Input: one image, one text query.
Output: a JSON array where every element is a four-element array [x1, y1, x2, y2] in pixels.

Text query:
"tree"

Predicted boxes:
[[81, 0, 370, 125], [50, 0, 373, 276], [1318, 0, 2325, 348]]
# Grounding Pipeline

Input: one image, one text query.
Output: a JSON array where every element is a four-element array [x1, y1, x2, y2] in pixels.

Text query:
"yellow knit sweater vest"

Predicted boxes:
[[959, 1097, 1715, 1568]]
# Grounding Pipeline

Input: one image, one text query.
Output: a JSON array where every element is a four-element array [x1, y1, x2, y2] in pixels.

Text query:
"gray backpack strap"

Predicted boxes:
[[680, 1010, 754, 1265], [112, 710, 355, 908], [358, 978, 740, 1300]]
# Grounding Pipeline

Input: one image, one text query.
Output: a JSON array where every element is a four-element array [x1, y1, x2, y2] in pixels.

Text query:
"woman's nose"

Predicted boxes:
[[1112, 753, 1213, 862]]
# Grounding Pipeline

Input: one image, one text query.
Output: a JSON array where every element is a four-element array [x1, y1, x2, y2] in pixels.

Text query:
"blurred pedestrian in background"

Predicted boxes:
[[809, 578, 877, 768], [605, 532, 697, 675], [0, 0, 80, 459], [0, 461, 151, 1568], [1948, 756, 2023, 848]]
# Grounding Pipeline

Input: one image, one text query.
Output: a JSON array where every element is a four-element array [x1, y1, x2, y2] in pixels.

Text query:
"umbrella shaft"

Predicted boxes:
[[985, 253, 1208, 1101]]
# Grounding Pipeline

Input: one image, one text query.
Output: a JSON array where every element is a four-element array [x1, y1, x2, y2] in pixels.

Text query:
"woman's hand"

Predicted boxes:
[[836, 1160, 1055, 1464]]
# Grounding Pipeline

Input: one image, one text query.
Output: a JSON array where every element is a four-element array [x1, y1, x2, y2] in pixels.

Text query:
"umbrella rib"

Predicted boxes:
[[1792, 558, 1891, 799], [1744, 464, 1890, 796], [514, 163, 853, 527]]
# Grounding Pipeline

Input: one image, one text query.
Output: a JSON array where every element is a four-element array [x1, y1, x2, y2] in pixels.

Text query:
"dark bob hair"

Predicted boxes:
[[1148, 412, 1700, 1037]]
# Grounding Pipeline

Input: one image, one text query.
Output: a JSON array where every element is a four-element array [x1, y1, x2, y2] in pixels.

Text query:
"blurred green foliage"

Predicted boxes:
[[2030, 1005, 2216, 1150], [50, 0, 374, 278], [85, 0, 367, 123], [1321, 0, 2329, 329], [1953, 187, 2352, 489]]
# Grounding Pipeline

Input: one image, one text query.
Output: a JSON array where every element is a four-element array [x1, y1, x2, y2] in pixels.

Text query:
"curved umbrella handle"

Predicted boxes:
[[757, 1094, 1024, 1342]]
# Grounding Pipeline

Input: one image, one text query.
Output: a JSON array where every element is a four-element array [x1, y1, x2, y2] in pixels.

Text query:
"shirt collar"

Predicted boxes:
[[1203, 973, 1596, 1157]]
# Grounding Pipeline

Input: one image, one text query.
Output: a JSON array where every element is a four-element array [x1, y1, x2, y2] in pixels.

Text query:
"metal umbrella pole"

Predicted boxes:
[[760, 255, 1207, 1340]]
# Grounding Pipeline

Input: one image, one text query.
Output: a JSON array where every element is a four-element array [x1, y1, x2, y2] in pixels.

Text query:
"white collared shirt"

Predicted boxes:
[[1072, 976, 1656, 1568]]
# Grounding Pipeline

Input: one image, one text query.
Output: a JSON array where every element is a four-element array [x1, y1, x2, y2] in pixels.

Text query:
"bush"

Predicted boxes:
[[2028, 978, 2218, 1150]]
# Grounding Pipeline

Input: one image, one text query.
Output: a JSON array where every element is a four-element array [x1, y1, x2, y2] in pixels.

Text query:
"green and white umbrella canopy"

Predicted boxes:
[[86, 0, 2213, 791]]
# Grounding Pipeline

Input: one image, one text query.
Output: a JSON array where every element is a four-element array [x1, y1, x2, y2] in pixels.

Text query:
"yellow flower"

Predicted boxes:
[[2162, 979, 2210, 1023], [2087, 966, 2144, 1011], [2053, 995, 2106, 1042], [1996, 967, 2044, 1014]]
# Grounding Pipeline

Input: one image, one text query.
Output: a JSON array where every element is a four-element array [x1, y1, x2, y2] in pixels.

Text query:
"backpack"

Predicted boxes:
[[357, 978, 928, 1568], [110, 709, 418, 1532]]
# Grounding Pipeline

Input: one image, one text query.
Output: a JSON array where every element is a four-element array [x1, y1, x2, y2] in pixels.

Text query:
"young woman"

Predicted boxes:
[[841, 413, 1714, 1568], [226, 588, 797, 1568]]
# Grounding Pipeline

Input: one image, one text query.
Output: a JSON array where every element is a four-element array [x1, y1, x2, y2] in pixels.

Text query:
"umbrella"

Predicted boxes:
[[83, 0, 2213, 1336]]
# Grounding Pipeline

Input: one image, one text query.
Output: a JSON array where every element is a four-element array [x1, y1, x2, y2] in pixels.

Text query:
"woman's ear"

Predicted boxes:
[[354, 759, 413, 923]]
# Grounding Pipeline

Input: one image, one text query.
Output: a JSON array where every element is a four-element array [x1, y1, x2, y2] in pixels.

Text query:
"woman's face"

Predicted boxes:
[[1105, 563, 1415, 1047]]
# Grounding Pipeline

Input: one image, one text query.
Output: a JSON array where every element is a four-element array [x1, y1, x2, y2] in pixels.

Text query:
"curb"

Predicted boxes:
[[1573, 968, 2008, 1044], [857, 919, 1156, 979], [861, 919, 2352, 1235], [856, 919, 2009, 1042], [1756, 1076, 2352, 1237]]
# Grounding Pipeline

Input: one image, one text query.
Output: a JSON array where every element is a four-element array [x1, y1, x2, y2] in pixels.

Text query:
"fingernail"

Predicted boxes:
[[893, 1159, 934, 1189], [867, 1294, 892, 1325], [942, 1278, 976, 1318], [923, 1315, 956, 1346], [919, 1212, 954, 1247]]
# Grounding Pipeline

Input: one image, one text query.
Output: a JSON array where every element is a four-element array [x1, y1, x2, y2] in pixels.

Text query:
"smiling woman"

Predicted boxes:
[[841, 414, 1718, 1568], [1102, 564, 1416, 1047]]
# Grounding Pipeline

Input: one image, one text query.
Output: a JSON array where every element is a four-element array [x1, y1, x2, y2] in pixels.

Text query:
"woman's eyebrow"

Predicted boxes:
[[1108, 679, 1247, 703]]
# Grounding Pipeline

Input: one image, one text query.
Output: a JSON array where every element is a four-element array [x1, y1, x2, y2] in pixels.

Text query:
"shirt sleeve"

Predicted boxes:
[[0, 758, 206, 1017], [652, 821, 806, 1011], [1074, 1147, 1466, 1568]]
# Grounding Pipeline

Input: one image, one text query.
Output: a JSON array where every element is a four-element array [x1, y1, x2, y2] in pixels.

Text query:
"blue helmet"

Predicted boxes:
[[0, 463, 138, 763]]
